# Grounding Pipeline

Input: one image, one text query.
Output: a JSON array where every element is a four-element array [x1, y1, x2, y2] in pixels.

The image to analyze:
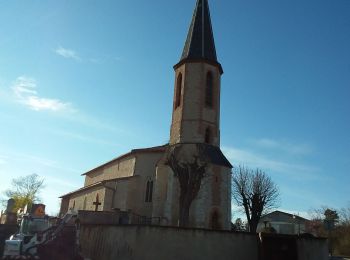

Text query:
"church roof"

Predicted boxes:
[[175, 0, 222, 73], [165, 143, 232, 168], [202, 144, 232, 168]]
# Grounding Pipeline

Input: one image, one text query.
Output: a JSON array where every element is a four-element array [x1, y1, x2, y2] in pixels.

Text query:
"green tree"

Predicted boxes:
[[324, 208, 339, 256], [324, 209, 339, 226], [308, 205, 350, 256], [3, 174, 45, 212], [232, 218, 245, 231]]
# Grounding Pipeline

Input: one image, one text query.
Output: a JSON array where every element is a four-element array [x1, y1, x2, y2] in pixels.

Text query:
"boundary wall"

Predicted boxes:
[[79, 224, 327, 260]]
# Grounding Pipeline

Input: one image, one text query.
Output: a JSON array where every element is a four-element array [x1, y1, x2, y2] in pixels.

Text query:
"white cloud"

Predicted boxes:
[[55, 46, 80, 61], [11, 76, 74, 112], [222, 146, 320, 180], [253, 138, 313, 155]]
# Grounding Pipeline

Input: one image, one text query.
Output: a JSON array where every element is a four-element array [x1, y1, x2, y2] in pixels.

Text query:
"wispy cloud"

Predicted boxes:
[[44, 176, 80, 189], [222, 146, 320, 181], [252, 138, 313, 155], [52, 129, 121, 147], [11, 76, 74, 112], [55, 46, 81, 61]]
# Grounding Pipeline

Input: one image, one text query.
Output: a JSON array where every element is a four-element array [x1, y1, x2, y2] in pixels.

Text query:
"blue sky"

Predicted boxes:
[[0, 0, 349, 217]]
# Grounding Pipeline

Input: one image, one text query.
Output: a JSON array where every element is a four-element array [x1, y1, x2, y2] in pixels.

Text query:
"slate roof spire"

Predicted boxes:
[[181, 0, 218, 62], [174, 0, 222, 73]]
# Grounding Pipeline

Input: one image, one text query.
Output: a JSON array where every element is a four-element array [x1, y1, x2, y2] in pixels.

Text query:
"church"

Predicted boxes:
[[59, 0, 233, 230]]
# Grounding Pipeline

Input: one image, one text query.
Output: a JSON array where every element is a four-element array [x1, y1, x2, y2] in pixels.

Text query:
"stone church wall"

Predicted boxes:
[[84, 156, 136, 186], [190, 165, 231, 230], [111, 179, 129, 211], [159, 162, 231, 230], [133, 152, 164, 217], [152, 164, 171, 223], [68, 186, 106, 211]]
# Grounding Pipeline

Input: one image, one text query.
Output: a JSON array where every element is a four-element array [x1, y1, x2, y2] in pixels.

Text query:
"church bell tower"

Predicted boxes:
[[170, 0, 223, 147], [154, 0, 232, 230]]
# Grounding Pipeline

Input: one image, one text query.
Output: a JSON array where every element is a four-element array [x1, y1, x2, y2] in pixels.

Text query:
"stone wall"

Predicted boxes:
[[84, 155, 136, 186], [79, 224, 328, 260], [158, 161, 231, 230], [69, 185, 106, 211], [133, 152, 164, 217], [79, 225, 258, 260], [297, 237, 328, 260]]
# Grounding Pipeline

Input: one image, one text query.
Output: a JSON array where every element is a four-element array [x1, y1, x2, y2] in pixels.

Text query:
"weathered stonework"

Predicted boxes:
[[170, 62, 221, 147], [59, 0, 233, 231]]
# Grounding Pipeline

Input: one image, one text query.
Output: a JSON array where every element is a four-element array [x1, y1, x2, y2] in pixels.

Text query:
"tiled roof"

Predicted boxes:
[[181, 0, 218, 62]]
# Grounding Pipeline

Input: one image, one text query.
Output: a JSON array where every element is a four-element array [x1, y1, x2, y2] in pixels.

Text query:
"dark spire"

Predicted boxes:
[[181, 0, 218, 62]]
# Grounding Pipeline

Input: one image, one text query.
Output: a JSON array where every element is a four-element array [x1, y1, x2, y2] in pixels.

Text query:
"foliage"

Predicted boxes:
[[232, 218, 246, 231], [3, 173, 45, 212], [308, 204, 350, 256], [165, 144, 208, 227], [232, 166, 279, 233], [324, 209, 339, 224]]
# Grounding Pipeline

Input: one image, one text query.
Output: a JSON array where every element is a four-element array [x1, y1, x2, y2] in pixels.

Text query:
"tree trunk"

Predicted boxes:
[[249, 210, 261, 233], [178, 194, 191, 227], [249, 219, 259, 233]]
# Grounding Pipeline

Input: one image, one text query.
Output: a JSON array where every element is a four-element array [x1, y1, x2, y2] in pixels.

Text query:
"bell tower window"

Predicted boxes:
[[175, 73, 183, 108], [205, 72, 214, 108]]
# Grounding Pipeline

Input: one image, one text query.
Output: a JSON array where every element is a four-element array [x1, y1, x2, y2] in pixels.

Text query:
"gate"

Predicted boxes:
[[260, 233, 298, 260]]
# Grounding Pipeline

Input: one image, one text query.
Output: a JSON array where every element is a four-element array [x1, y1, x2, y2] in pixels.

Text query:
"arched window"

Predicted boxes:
[[211, 211, 221, 230], [72, 200, 75, 210], [205, 127, 211, 144], [175, 73, 182, 108], [205, 72, 214, 108], [83, 197, 87, 210], [145, 180, 154, 203]]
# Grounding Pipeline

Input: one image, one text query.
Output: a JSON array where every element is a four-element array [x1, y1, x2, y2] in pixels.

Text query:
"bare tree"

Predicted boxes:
[[165, 144, 208, 227], [3, 173, 45, 212], [340, 203, 350, 226], [232, 166, 279, 233]]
